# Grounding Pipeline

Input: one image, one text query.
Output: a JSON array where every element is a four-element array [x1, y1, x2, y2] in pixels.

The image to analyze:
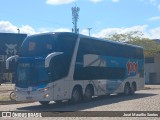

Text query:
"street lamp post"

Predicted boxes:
[[17, 28, 20, 34]]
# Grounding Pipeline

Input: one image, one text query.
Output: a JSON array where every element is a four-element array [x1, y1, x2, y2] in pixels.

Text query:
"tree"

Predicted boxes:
[[107, 31, 160, 56], [128, 38, 160, 56], [107, 31, 143, 42]]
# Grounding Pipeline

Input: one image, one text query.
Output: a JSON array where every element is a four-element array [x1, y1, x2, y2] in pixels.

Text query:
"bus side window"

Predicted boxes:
[[74, 38, 126, 80], [29, 42, 36, 51], [49, 54, 68, 81]]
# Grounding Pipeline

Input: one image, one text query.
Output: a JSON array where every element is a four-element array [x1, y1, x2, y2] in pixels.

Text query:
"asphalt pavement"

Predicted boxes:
[[0, 84, 159, 120]]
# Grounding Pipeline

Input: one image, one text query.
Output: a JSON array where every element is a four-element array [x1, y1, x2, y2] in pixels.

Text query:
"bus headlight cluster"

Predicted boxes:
[[43, 88, 48, 92], [40, 87, 49, 92], [44, 94, 49, 98]]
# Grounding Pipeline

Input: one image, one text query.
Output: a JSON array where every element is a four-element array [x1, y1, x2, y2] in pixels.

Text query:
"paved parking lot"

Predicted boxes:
[[0, 85, 160, 120]]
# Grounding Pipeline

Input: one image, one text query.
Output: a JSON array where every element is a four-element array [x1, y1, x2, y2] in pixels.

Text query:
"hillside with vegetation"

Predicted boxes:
[[106, 31, 160, 57]]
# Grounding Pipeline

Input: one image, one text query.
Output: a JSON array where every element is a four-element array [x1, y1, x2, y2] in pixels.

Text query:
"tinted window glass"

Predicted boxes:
[[74, 38, 126, 80], [49, 34, 78, 81], [19, 34, 55, 57]]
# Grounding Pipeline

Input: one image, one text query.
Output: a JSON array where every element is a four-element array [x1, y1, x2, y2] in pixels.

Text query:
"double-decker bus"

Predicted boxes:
[[6, 32, 144, 105]]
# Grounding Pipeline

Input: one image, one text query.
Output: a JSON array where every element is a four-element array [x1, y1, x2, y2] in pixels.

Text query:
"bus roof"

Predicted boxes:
[[78, 33, 143, 49], [27, 32, 143, 50]]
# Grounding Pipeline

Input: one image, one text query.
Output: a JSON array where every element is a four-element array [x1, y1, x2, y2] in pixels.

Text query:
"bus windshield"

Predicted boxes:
[[19, 34, 55, 57], [16, 62, 49, 88], [16, 33, 78, 87]]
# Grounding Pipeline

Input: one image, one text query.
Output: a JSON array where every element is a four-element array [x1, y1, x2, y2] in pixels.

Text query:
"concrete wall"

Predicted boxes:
[[145, 55, 160, 84]]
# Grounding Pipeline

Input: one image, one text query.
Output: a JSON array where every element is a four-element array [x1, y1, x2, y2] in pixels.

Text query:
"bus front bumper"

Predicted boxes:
[[15, 89, 53, 102]]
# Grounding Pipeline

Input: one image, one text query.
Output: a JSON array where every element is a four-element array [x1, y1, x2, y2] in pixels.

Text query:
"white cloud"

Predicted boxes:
[[53, 28, 71, 32], [92, 25, 148, 38], [89, 0, 103, 3], [20, 25, 37, 35], [91, 25, 160, 39], [0, 21, 36, 35], [81, 29, 90, 36], [112, 0, 119, 3], [38, 28, 51, 33], [0, 21, 17, 33], [46, 0, 75, 5], [148, 16, 160, 21], [46, 0, 119, 5], [149, 27, 160, 38], [89, 0, 119, 3], [39, 27, 71, 33], [1, 21, 160, 39], [0, 21, 71, 35]]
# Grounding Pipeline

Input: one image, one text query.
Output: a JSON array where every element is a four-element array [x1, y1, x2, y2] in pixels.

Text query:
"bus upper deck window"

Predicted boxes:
[[29, 42, 36, 51], [46, 44, 52, 50]]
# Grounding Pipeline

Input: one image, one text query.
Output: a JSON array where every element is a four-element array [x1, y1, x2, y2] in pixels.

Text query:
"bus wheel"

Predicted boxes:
[[71, 88, 82, 103], [39, 101, 50, 106], [124, 83, 130, 96], [10, 91, 16, 101], [84, 87, 93, 102], [130, 84, 136, 95]]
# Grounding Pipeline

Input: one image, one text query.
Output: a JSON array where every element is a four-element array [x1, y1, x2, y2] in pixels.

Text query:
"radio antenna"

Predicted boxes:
[[71, 0, 80, 34]]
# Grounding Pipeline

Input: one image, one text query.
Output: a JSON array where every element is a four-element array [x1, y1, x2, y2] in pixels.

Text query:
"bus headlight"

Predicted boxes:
[[44, 94, 49, 98], [43, 88, 48, 92], [40, 88, 48, 92]]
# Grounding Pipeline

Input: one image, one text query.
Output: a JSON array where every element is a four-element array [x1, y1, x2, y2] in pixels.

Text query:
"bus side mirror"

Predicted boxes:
[[8, 60, 17, 72], [45, 52, 63, 68], [6, 55, 18, 72]]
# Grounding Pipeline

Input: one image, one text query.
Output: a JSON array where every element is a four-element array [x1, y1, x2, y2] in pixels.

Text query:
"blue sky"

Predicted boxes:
[[0, 0, 160, 39]]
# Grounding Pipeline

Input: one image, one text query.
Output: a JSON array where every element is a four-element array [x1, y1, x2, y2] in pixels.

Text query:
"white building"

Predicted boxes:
[[145, 55, 160, 84]]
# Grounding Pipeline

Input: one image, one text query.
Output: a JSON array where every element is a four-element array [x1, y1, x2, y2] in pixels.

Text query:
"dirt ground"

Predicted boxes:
[[0, 84, 14, 101]]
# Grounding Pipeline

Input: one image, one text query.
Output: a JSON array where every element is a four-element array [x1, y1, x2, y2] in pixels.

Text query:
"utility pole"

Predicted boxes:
[[71, 4, 80, 34], [88, 28, 92, 36]]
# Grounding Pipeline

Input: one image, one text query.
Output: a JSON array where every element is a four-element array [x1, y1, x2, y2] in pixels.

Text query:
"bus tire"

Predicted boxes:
[[71, 87, 82, 103], [84, 86, 93, 102], [39, 101, 50, 106], [130, 83, 136, 95], [10, 91, 16, 101], [124, 83, 130, 96]]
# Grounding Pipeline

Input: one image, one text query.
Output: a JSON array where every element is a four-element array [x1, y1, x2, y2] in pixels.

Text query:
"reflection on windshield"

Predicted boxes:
[[17, 63, 30, 86], [29, 42, 36, 51], [17, 63, 49, 88], [20, 34, 54, 57]]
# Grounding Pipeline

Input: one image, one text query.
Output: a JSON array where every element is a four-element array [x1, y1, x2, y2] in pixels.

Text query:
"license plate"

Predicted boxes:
[[26, 96, 33, 100]]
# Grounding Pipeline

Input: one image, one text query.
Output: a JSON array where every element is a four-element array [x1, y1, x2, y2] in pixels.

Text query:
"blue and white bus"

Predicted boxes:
[[6, 32, 144, 105]]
